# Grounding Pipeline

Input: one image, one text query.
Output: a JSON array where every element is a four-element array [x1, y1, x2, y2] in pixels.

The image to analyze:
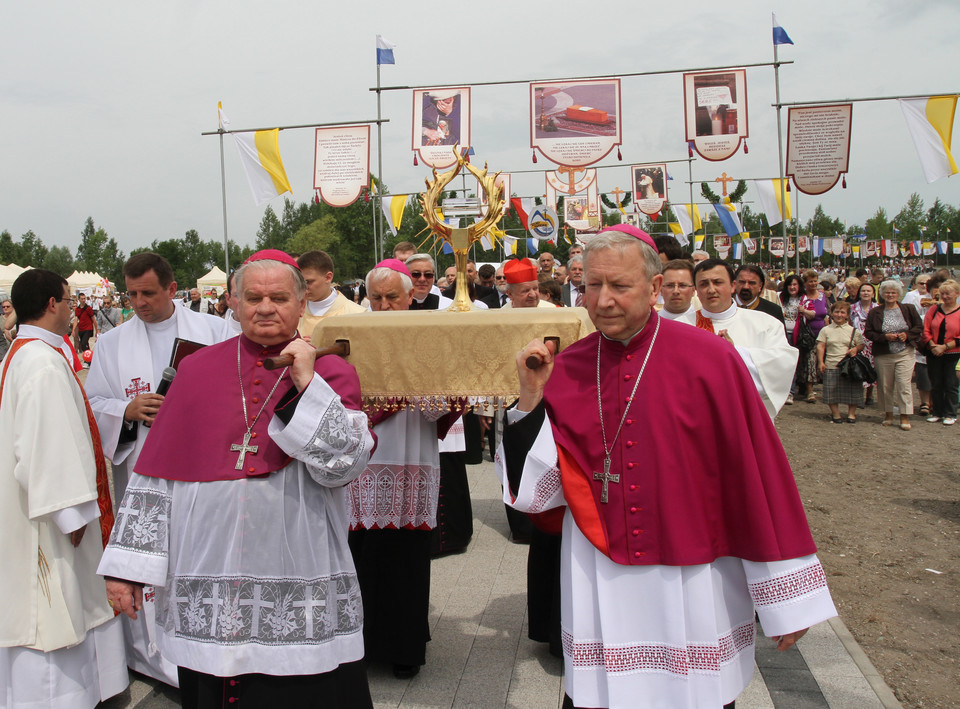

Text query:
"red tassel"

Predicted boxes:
[[743, 140, 749, 154], [617, 147, 622, 161], [532, 150, 538, 164], [414, 154, 419, 166], [786, 181, 791, 192], [842, 175, 847, 189], [688, 144, 694, 158], [314, 191, 320, 204]]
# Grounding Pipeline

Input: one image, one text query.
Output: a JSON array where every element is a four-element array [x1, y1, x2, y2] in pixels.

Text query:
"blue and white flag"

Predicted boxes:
[[812, 239, 824, 258], [732, 242, 743, 260], [376, 35, 397, 65], [527, 237, 539, 255], [713, 201, 744, 238], [772, 14, 793, 45], [938, 241, 949, 255]]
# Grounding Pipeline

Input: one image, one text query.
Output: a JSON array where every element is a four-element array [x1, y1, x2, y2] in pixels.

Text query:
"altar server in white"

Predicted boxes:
[[0, 269, 128, 708]]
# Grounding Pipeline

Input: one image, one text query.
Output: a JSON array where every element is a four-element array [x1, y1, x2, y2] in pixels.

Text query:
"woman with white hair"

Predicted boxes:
[[921, 278, 960, 425], [864, 280, 924, 430]]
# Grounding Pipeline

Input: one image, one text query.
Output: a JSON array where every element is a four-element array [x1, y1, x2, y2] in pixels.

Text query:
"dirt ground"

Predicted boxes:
[[775, 384, 958, 709]]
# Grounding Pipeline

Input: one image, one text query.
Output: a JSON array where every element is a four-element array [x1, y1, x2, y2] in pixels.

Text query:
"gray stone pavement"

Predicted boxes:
[[99, 457, 900, 709]]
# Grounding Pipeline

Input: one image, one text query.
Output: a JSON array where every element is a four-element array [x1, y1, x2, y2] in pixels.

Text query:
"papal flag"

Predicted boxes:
[[923, 242, 936, 256], [233, 129, 292, 206], [381, 195, 409, 236], [671, 203, 702, 236], [667, 223, 690, 248], [899, 96, 959, 183], [753, 179, 792, 226], [953, 242, 960, 255]]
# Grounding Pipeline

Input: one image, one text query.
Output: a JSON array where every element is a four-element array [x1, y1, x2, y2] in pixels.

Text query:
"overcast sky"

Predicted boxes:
[[2, 0, 958, 257]]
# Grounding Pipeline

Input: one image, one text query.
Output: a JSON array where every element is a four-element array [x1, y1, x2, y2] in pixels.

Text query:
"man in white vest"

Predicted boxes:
[[85, 252, 226, 686]]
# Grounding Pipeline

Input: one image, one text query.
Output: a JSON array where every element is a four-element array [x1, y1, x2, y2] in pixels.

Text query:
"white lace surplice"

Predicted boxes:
[[98, 373, 374, 678], [497, 410, 837, 709]]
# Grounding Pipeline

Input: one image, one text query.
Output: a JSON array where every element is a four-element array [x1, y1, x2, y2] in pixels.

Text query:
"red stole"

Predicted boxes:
[[695, 310, 715, 333], [1, 338, 115, 550], [541, 310, 817, 567]]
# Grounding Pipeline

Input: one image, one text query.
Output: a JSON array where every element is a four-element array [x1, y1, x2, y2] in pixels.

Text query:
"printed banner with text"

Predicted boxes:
[[313, 125, 370, 207], [631, 163, 667, 216], [786, 104, 853, 195], [530, 79, 621, 167], [683, 69, 748, 161]]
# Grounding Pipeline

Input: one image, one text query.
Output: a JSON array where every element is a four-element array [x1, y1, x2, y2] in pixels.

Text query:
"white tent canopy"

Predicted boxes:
[[67, 270, 112, 294], [0, 263, 29, 296], [196, 266, 227, 295]]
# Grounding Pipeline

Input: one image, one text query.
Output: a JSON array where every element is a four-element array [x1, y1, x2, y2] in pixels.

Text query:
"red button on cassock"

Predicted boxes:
[[251, 397, 260, 404]]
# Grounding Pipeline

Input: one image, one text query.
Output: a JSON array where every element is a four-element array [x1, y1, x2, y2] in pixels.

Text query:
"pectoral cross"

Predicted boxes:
[[593, 457, 620, 504], [231, 431, 259, 470]]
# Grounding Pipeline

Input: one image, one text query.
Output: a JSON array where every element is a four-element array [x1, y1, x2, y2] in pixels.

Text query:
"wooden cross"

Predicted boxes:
[[557, 166, 581, 194], [593, 458, 620, 504], [231, 431, 259, 470], [715, 173, 734, 196], [610, 187, 625, 209]]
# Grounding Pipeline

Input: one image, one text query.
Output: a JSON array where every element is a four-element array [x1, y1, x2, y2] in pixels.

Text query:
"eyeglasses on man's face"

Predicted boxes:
[[409, 271, 435, 280], [661, 283, 693, 291]]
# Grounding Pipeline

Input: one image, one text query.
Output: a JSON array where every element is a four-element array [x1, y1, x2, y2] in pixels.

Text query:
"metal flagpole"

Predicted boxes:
[[376, 62, 384, 264], [774, 40, 789, 277], [688, 154, 695, 255], [219, 128, 230, 276]]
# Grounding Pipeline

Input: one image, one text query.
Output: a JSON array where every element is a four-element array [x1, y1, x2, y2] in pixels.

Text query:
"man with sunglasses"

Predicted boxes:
[[405, 254, 442, 310]]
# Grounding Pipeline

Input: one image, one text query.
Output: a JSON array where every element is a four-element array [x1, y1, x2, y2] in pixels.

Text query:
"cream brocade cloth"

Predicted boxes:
[[312, 309, 595, 409]]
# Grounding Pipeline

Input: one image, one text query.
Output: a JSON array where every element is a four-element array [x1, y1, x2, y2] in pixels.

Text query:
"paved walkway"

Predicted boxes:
[[99, 457, 900, 709]]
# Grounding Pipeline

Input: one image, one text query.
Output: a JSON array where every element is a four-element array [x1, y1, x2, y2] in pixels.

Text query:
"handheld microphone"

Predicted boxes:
[[145, 367, 176, 428]]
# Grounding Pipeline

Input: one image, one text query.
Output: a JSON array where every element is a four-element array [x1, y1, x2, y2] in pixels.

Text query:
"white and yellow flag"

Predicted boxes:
[[899, 96, 959, 183], [233, 128, 293, 206], [381, 195, 409, 236], [753, 179, 792, 226]]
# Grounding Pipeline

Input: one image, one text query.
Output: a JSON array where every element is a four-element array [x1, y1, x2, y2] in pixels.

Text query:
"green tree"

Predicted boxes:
[[44, 245, 75, 277], [894, 193, 925, 239], [15, 230, 48, 267], [287, 214, 341, 255], [864, 207, 890, 239], [256, 206, 286, 250], [0, 230, 18, 263]]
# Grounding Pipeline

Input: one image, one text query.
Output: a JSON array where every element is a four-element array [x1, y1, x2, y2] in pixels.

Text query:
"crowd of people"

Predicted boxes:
[[1, 231, 957, 709]]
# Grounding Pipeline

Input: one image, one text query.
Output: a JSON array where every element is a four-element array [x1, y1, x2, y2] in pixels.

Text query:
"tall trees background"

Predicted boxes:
[[3, 186, 960, 293]]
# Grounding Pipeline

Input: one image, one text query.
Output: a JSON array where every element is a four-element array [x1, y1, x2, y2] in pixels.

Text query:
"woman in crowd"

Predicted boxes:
[[819, 274, 837, 307], [780, 274, 804, 405], [843, 277, 861, 304], [120, 295, 135, 322], [921, 279, 960, 426], [903, 274, 934, 416], [797, 269, 828, 403], [538, 276, 564, 307], [850, 282, 878, 405], [865, 280, 923, 430], [816, 301, 866, 423]]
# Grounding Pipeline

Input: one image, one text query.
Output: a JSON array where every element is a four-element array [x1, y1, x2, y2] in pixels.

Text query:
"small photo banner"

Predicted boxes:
[[313, 125, 370, 207], [530, 79, 621, 167], [786, 104, 853, 195], [683, 69, 748, 161], [631, 163, 668, 216], [412, 87, 471, 168], [769, 237, 784, 257]]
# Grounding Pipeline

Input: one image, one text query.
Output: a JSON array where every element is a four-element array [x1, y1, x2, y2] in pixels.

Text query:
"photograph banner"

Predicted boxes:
[[786, 104, 853, 195], [545, 168, 596, 210], [769, 237, 784, 256], [714, 235, 731, 250], [798, 235, 809, 253], [412, 87, 471, 169], [631, 163, 667, 216], [865, 241, 878, 257], [531, 79, 621, 167], [683, 69, 748, 161], [560, 179, 600, 232], [313, 125, 370, 207]]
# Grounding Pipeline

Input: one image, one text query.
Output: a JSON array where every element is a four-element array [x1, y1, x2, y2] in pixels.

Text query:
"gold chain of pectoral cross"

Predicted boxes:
[[594, 316, 660, 503], [232, 337, 289, 470]]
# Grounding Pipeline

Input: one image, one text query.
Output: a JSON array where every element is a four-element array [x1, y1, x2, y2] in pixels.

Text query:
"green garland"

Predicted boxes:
[[600, 191, 633, 210], [701, 180, 747, 204]]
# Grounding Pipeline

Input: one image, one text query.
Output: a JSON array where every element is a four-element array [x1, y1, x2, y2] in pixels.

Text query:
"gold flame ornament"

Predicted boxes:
[[420, 146, 505, 311]]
